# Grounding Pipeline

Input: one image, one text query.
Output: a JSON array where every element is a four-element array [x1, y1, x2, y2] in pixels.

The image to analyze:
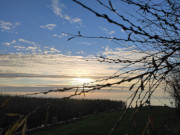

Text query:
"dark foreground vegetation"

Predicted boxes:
[[29, 106, 180, 135], [0, 95, 125, 132]]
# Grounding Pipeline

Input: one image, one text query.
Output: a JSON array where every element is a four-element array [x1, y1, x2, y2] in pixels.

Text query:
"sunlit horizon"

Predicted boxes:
[[71, 78, 94, 85]]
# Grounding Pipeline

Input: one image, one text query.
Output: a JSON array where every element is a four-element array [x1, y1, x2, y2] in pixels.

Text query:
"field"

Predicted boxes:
[[0, 95, 179, 135], [0, 95, 125, 133], [29, 106, 180, 135]]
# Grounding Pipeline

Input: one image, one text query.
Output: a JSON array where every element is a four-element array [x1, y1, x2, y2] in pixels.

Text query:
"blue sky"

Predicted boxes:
[[0, 0, 133, 55], [0, 0, 172, 106], [0, 0, 129, 85], [0, 0, 127, 55]]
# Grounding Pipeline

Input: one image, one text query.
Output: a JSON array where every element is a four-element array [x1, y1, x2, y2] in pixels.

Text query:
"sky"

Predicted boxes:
[[0, 0, 172, 106]]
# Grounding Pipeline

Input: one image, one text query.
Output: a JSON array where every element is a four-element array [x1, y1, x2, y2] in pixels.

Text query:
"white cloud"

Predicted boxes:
[[64, 15, 71, 21], [50, 47, 60, 52], [0, 21, 12, 30], [2, 38, 62, 54], [2, 40, 16, 46], [14, 39, 38, 52], [50, 0, 64, 18], [76, 51, 85, 54], [66, 51, 72, 55], [3, 42, 10, 46], [100, 27, 115, 35], [50, 0, 82, 24], [53, 34, 58, 37], [63, 15, 82, 24], [0, 20, 20, 32], [44, 47, 61, 54], [11, 40, 16, 44], [0, 53, 115, 81], [26, 46, 37, 51], [18, 38, 36, 46], [43, 46, 61, 54], [72, 18, 82, 23], [61, 33, 67, 37], [109, 31, 115, 35], [100, 27, 108, 33], [53, 33, 67, 38], [14, 45, 26, 51], [101, 46, 147, 61], [40, 24, 57, 30]]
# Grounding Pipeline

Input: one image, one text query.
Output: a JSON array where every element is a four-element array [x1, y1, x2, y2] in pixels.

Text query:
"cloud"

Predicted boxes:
[[0, 51, 161, 103], [72, 18, 81, 23], [13, 39, 39, 52], [40, 24, 57, 30], [2, 40, 16, 46], [101, 46, 147, 61], [18, 38, 37, 45], [63, 15, 82, 24], [109, 31, 115, 35], [66, 51, 72, 55], [14, 45, 26, 51], [0, 53, 115, 81], [76, 51, 85, 54], [50, 0, 64, 18], [64, 15, 71, 21], [0, 73, 75, 79], [100, 27, 108, 33], [43, 47, 61, 54], [0, 20, 20, 32], [53, 34, 58, 37], [79, 42, 91, 46], [100, 27, 115, 35], [50, 0, 82, 24], [53, 33, 67, 38], [2, 38, 61, 54], [18, 39, 61, 54], [25, 46, 37, 52]]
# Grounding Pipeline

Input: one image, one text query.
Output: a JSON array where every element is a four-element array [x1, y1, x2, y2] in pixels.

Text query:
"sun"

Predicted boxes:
[[71, 78, 94, 85]]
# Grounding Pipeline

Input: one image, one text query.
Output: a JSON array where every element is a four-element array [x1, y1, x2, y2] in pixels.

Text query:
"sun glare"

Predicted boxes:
[[71, 78, 94, 85]]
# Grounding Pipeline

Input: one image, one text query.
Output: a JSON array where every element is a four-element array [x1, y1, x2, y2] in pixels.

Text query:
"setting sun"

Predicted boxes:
[[71, 78, 94, 85]]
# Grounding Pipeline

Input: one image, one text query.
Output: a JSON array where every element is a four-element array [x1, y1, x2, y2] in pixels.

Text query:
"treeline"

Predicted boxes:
[[0, 95, 125, 130]]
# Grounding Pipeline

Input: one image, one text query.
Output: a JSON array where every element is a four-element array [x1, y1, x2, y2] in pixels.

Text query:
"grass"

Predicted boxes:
[[29, 111, 123, 135], [1, 95, 179, 135], [0, 95, 125, 130], [29, 106, 180, 135]]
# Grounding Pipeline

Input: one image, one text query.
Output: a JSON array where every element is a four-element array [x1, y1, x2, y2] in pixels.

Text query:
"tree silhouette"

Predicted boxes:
[[28, 0, 179, 134], [165, 67, 180, 115], [67, 0, 179, 134]]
